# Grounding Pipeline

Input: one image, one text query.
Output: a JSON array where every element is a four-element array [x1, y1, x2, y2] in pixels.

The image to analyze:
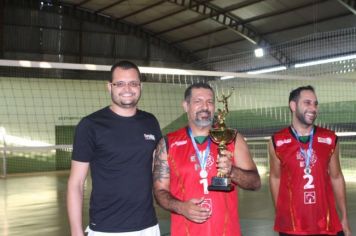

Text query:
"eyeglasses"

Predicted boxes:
[[110, 81, 141, 88]]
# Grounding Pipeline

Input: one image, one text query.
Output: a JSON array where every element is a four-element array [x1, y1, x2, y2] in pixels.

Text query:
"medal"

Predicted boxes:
[[292, 127, 314, 174], [188, 128, 211, 180], [304, 167, 311, 175], [304, 149, 312, 175], [200, 169, 208, 179]]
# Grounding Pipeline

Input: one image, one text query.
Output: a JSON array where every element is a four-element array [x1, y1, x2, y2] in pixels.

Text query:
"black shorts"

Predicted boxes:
[[279, 232, 344, 236]]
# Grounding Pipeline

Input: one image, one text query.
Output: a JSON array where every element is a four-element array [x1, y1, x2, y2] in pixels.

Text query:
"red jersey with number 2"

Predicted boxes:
[[272, 126, 342, 235]]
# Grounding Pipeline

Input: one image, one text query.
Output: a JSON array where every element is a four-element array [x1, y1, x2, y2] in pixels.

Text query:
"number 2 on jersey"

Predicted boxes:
[[303, 174, 315, 189]]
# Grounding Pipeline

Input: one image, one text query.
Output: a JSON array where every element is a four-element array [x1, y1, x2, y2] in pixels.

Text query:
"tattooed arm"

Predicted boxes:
[[230, 133, 261, 190], [152, 138, 180, 212], [153, 137, 211, 223]]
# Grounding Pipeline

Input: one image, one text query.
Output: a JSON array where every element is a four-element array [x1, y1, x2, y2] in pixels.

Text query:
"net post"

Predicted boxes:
[[0, 128, 7, 178]]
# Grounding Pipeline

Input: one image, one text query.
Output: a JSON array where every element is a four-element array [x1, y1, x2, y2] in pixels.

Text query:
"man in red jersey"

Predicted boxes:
[[153, 83, 261, 236], [269, 85, 351, 236]]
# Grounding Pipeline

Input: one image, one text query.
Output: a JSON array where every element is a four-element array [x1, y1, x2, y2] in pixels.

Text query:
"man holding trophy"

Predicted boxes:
[[153, 83, 261, 236]]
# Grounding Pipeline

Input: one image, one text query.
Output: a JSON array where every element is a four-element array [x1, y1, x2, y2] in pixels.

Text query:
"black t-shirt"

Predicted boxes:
[[72, 107, 162, 232]]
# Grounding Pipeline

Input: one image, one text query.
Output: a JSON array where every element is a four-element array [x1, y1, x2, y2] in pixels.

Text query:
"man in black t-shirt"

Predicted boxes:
[[67, 61, 162, 236]]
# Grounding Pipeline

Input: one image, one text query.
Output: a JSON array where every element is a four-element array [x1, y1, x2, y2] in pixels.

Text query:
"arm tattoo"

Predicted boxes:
[[153, 138, 183, 214], [231, 166, 261, 190], [153, 138, 170, 183], [155, 189, 182, 214]]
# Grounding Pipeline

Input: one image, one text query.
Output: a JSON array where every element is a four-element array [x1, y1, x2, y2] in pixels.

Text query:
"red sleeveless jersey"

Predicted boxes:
[[272, 126, 342, 235], [166, 127, 241, 236]]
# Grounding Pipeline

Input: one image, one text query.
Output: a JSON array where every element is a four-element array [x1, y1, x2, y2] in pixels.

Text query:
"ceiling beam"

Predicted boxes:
[[117, 0, 166, 20], [95, 0, 127, 14], [154, 15, 209, 36], [16, 0, 199, 64], [192, 38, 245, 53], [337, 0, 356, 14], [170, 0, 329, 45], [138, 8, 186, 26], [76, 0, 92, 7], [138, 0, 212, 26], [263, 12, 351, 35], [243, 0, 329, 24], [156, 0, 260, 37], [166, 0, 259, 44], [170, 26, 226, 44], [166, 0, 290, 65], [193, 12, 351, 53]]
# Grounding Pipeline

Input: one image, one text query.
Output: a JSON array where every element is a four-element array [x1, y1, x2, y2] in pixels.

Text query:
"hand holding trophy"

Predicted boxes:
[[208, 89, 237, 192]]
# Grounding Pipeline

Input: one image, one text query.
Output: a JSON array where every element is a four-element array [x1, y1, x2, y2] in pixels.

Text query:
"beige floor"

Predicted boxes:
[[0, 172, 355, 236]]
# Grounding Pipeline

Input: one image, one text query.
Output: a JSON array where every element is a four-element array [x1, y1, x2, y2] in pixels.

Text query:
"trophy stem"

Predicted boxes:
[[209, 133, 235, 191]]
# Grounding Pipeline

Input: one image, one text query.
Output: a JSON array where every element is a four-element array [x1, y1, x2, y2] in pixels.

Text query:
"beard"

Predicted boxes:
[[111, 91, 140, 108], [193, 110, 213, 128], [296, 107, 317, 126]]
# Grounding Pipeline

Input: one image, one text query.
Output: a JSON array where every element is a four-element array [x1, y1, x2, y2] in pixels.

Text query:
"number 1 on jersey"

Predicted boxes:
[[200, 178, 209, 194]]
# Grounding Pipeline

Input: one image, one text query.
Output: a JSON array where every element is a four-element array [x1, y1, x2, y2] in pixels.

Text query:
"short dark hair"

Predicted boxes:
[[184, 82, 215, 102], [110, 60, 141, 82], [289, 85, 315, 103]]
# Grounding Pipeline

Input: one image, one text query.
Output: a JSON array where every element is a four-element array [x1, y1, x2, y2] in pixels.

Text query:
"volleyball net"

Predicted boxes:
[[0, 59, 355, 179]]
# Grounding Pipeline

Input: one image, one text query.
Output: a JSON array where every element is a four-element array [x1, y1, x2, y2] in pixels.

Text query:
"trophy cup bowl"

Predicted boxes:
[[208, 127, 237, 192], [209, 128, 236, 144]]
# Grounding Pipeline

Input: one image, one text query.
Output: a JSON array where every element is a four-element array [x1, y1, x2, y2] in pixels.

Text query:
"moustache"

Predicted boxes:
[[196, 110, 211, 116], [118, 92, 135, 96]]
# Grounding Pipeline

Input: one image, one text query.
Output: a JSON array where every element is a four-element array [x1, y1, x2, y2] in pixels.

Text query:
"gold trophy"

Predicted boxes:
[[208, 89, 237, 192]]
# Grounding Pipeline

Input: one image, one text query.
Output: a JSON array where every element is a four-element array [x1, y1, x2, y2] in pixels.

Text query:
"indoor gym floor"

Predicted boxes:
[[1, 171, 355, 236]]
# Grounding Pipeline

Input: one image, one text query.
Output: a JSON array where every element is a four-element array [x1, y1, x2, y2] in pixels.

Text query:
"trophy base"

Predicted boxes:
[[208, 176, 234, 192]]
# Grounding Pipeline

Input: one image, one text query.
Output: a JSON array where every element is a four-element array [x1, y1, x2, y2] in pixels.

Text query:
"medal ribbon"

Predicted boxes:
[[188, 128, 211, 174], [291, 126, 314, 172]]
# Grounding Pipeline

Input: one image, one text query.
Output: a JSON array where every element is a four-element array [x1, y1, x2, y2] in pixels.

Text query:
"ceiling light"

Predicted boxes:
[[254, 48, 264, 58], [294, 53, 356, 68], [220, 76, 234, 80], [247, 66, 287, 74]]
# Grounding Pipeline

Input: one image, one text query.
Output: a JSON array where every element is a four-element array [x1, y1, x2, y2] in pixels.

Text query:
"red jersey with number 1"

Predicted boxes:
[[272, 126, 342, 235], [166, 127, 241, 236]]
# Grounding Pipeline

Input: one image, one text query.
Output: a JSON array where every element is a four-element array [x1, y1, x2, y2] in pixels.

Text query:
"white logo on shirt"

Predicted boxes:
[[144, 134, 156, 141], [317, 137, 332, 145], [170, 140, 187, 148], [276, 138, 291, 147], [304, 191, 316, 204]]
